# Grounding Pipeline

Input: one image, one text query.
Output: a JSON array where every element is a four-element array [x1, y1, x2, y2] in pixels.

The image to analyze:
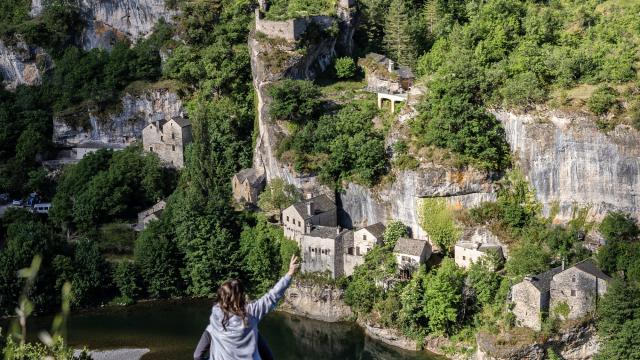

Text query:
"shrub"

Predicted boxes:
[[587, 85, 619, 115], [268, 80, 322, 123], [420, 198, 460, 254], [334, 57, 356, 79], [113, 261, 141, 303]]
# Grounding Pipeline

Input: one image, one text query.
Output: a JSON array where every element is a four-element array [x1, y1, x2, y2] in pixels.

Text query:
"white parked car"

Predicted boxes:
[[11, 200, 22, 206]]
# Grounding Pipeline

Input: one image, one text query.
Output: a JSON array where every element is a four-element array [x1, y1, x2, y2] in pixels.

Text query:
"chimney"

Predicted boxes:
[[388, 59, 394, 72], [307, 201, 314, 215]]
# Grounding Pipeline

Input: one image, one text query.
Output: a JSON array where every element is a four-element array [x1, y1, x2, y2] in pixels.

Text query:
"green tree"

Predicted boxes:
[[422, 258, 465, 335], [420, 198, 460, 255], [399, 268, 428, 337], [596, 279, 640, 360], [113, 262, 142, 302], [345, 246, 397, 314], [587, 85, 619, 115], [268, 80, 322, 123], [240, 217, 283, 294], [383, 220, 408, 249], [467, 256, 502, 306], [505, 241, 550, 278], [257, 178, 301, 223], [334, 57, 356, 79], [383, 0, 416, 66]]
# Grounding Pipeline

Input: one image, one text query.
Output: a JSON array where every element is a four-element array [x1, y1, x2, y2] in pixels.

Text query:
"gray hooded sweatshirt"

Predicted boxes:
[[205, 274, 292, 360]]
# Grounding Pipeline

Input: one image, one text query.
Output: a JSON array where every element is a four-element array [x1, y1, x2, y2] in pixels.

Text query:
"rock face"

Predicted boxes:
[[31, 0, 178, 50], [476, 323, 599, 360], [358, 320, 418, 351], [53, 88, 184, 148], [280, 281, 353, 322], [496, 109, 640, 221], [0, 40, 52, 90]]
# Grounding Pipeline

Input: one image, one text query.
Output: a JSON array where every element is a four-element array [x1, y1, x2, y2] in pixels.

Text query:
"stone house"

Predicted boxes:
[[342, 222, 386, 276], [142, 117, 192, 168], [511, 259, 611, 330], [549, 259, 611, 321], [301, 226, 349, 278], [232, 168, 265, 205], [282, 194, 337, 243], [359, 53, 415, 94], [393, 238, 431, 279], [454, 228, 504, 269], [135, 200, 166, 231]]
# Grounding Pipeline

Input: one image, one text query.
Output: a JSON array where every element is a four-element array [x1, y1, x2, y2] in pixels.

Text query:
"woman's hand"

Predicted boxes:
[[287, 255, 300, 277]]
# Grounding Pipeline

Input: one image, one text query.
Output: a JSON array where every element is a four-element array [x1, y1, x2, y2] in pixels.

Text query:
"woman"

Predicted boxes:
[[196, 255, 299, 360]]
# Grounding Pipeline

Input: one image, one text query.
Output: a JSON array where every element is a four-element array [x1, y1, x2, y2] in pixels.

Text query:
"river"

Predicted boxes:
[[8, 299, 444, 360]]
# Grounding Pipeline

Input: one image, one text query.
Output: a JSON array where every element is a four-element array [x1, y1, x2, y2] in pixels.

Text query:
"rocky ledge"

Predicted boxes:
[[280, 281, 352, 322], [73, 348, 150, 360], [0, 39, 52, 91]]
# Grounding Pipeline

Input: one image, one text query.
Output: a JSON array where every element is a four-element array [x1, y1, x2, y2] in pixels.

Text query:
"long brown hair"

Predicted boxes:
[[217, 279, 248, 331]]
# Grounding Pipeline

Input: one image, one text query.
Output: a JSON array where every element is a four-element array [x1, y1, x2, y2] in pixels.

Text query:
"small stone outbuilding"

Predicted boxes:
[[142, 117, 192, 168], [454, 228, 504, 269], [393, 238, 431, 279], [549, 259, 611, 321], [282, 194, 337, 243], [232, 168, 265, 205], [135, 200, 166, 231], [342, 222, 387, 276], [511, 266, 563, 331]]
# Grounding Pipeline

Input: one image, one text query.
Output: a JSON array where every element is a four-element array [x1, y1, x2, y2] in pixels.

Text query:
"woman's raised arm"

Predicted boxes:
[[248, 255, 299, 320]]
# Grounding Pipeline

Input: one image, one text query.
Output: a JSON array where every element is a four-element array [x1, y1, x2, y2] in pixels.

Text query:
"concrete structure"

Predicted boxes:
[[511, 260, 611, 330], [142, 117, 192, 168], [135, 200, 166, 231], [282, 194, 337, 243], [549, 259, 611, 321], [454, 228, 504, 269], [377, 92, 408, 113], [232, 168, 266, 205], [393, 238, 431, 278], [301, 226, 348, 278]]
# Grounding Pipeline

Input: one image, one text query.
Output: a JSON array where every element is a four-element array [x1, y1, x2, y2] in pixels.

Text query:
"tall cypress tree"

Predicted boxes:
[[383, 0, 416, 67]]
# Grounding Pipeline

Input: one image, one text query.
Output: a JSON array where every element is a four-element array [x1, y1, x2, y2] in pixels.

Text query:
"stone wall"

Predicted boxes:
[[301, 232, 343, 278], [0, 40, 52, 90], [550, 268, 607, 321], [142, 119, 190, 168], [511, 281, 543, 331]]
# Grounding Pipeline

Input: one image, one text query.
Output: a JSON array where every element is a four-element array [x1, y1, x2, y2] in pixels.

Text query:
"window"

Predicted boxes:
[[363, 234, 367, 241], [326, 249, 330, 256], [172, 133, 175, 139], [571, 289, 576, 296], [286, 216, 290, 222], [572, 276, 576, 283], [347, 247, 354, 255], [356, 247, 361, 256], [149, 147, 153, 152], [462, 256, 466, 260], [172, 145, 176, 151]]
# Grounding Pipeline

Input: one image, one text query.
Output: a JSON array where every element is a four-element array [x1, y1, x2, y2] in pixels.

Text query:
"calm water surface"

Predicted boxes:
[[11, 299, 444, 360]]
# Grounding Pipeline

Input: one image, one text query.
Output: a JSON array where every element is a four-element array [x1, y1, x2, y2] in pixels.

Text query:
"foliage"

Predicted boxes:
[[268, 80, 322, 123], [383, 0, 416, 66], [134, 220, 183, 298], [113, 262, 141, 303], [240, 217, 284, 295], [264, 0, 336, 20], [257, 178, 301, 220], [597, 212, 640, 276], [505, 241, 550, 278], [382, 220, 408, 249], [467, 257, 501, 307], [399, 268, 429, 337], [97, 223, 137, 255], [344, 246, 397, 314], [497, 170, 541, 229], [420, 198, 460, 254], [422, 258, 465, 335], [279, 101, 387, 186], [588, 85, 619, 115], [596, 279, 640, 360], [50, 146, 175, 232], [334, 57, 356, 79]]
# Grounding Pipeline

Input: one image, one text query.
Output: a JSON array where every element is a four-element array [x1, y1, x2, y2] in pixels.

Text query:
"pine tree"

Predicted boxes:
[[383, 0, 416, 67]]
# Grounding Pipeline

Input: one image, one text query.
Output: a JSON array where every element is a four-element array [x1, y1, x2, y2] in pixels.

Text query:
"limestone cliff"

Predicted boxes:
[[496, 109, 640, 221], [280, 281, 352, 322], [31, 0, 178, 50], [53, 87, 184, 148], [0, 39, 52, 90], [476, 323, 598, 360]]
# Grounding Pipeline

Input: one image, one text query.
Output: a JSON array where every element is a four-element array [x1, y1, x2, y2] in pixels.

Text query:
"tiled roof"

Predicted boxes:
[[393, 238, 429, 257], [235, 168, 264, 186], [573, 258, 612, 281], [307, 226, 342, 240], [525, 266, 564, 292], [171, 117, 191, 128], [364, 222, 386, 240], [292, 194, 336, 219], [397, 66, 414, 79]]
